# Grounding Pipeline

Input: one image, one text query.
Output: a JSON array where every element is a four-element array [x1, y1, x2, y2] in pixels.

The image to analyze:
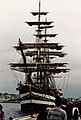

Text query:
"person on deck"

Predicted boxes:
[[25, 73, 32, 84], [47, 96, 67, 120], [0, 104, 4, 120]]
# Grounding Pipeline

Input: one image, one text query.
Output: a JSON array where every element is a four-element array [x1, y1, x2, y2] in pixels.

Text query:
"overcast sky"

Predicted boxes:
[[0, 0, 81, 98]]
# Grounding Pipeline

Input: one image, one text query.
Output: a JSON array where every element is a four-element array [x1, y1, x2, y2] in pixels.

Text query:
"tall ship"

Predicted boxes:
[[9, 0, 69, 113]]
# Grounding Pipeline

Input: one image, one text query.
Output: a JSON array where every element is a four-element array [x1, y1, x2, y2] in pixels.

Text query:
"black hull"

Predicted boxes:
[[21, 103, 47, 113], [21, 100, 55, 113]]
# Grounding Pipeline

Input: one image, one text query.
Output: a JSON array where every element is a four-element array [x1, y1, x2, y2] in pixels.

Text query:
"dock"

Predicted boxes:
[[13, 114, 81, 120], [14, 114, 37, 120]]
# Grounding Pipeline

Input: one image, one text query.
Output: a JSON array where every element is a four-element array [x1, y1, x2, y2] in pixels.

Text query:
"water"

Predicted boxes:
[[0, 103, 29, 120]]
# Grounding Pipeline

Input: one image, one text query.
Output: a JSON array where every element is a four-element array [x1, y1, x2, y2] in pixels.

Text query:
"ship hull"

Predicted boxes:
[[21, 99, 55, 113]]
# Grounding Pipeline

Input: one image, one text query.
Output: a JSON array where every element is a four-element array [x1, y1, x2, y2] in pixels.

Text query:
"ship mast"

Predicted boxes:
[[37, 0, 42, 83], [9, 0, 70, 85]]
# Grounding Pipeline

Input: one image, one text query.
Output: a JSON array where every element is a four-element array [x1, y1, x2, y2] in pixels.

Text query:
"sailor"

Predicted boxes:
[[0, 104, 4, 120], [47, 96, 67, 120]]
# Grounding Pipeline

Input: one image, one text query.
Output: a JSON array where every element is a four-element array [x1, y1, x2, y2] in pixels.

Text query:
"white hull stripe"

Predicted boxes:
[[21, 99, 55, 106], [20, 91, 55, 100]]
